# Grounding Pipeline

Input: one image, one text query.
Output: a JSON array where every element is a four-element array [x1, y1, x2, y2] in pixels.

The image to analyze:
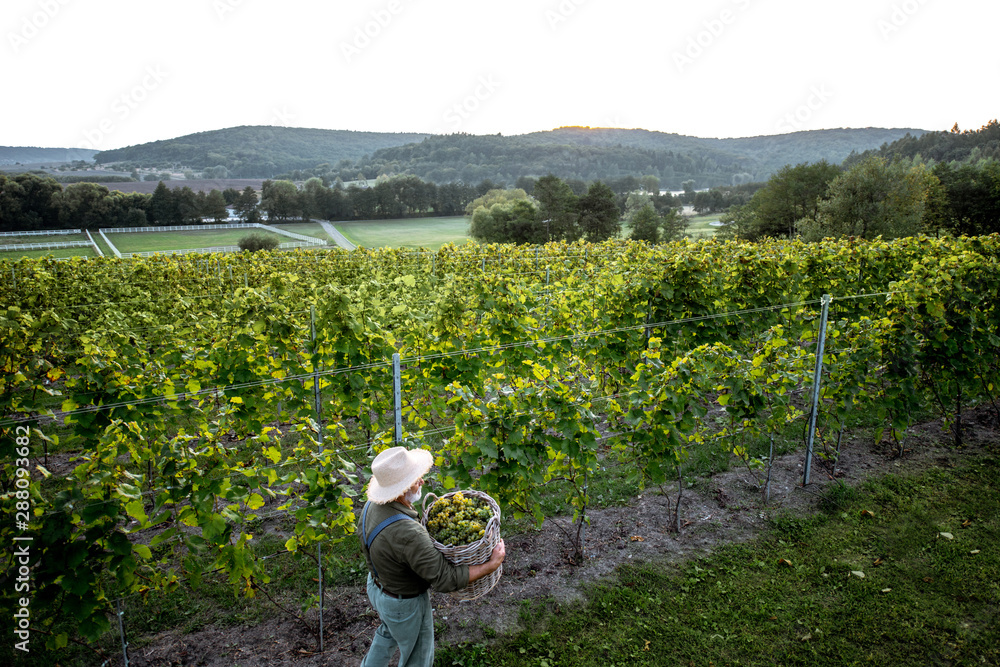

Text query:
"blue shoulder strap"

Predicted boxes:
[[361, 501, 416, 581]]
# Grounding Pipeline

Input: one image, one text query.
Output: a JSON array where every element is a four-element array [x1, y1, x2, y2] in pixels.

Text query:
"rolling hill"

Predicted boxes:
[[93, 126, 431, 178], [88, 124, 929, 188], [0, 146, 98, 165]]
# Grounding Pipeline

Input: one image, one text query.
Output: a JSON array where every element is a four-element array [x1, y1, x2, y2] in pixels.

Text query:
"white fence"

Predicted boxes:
[[85, 230, 104, 257], [99, 229, 122, 258], [257, 223, 326, 245], [0, 241, 94, 251], [101, 223, 264, 233], [0, 229, 82, 237], [121, 241, 324, 258]]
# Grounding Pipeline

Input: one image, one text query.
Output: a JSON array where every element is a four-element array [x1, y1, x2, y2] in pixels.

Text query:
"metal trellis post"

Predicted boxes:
[[393, 353, 403, 444], [803, 294, 832, 486], [117, 598, 130, 666], [311, 305, 325, 651]]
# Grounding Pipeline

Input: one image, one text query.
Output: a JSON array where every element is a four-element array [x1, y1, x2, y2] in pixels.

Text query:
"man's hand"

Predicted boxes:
[[491, 540, 506, 565], [468, 539, 506, 584]]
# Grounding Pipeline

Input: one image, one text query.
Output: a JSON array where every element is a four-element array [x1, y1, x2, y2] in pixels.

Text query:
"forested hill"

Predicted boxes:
[[843, 120, 1000, 167], [93, 126, 431, 178], [0, 146, 98, 165], [351, 126, 926, 189], [89, 124, 926, 188]]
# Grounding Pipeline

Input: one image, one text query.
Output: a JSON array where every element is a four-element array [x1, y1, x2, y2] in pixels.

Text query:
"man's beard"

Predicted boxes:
[[404, 487, 422, 505]]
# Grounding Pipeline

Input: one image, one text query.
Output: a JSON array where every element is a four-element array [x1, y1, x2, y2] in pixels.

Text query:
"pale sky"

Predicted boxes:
[[3, 0, 997, 151]]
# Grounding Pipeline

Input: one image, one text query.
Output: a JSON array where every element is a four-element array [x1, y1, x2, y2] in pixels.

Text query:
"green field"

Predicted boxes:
[[335, 216, 472, 250], [617, 213, 720, 240], [0, 232, 88, 244], [0, 246, 95, 260], [685, 212, 722, 238], [105, 224, 329, 253]]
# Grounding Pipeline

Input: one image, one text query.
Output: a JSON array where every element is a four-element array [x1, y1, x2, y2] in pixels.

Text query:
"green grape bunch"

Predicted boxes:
[[426, 492, 494, 546]]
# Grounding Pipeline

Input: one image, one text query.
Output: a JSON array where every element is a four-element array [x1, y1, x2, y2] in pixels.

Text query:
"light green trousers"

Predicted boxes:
[[360, 574, 435, 667]]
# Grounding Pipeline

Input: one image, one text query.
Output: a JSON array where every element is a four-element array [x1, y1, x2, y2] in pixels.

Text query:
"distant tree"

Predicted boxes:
[[0, 174, 27, 231], [53, 182, 112, 230], [565, 178, 589, 196], [932, 160, 1000, 236], [720, 161, 841, 240], [797, 157, 932, 241], [515, 176, 536, 195], [577, 181, 621, 242], [681, 180, 696, 203], [661, 207, 686, 241], [235, 186, 260, 223], [465, 188, 529, 216], [301, 177, 327, 221], [239, 232, 281, 252], [174, 186, 201, 224], [122, 207, 148, 226], [624, 192, 652, 224], [222, 187, 241, 205], [469, 198, 541, 244], [260, 179, 301, 221], [149, 181, 179, 225], [628, 203, 661, 243], [534, 175, 579, 241], [8, 173, 61, 230], [204, 189, 229, 222], [640, 175, 661, 194]]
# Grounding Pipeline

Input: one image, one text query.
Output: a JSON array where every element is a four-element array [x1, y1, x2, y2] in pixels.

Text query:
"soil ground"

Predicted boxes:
[[119, 408, 1000, 666]]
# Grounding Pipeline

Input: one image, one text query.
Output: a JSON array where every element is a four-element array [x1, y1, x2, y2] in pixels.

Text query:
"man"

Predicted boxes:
[[359, 445, 506, 667]]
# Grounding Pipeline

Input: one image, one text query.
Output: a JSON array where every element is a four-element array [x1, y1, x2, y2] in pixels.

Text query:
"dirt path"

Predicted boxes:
[[123, 409, 999, 666]]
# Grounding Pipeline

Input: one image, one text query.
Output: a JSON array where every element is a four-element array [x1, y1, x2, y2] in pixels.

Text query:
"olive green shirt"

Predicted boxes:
[[360, 500, 470, 596]]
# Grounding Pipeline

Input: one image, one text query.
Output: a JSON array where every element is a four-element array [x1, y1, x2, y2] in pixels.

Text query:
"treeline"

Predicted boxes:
[[0, 173, 234, 231], [844, 120, 1000, 167], [0, 172, 492, 231], [719, 156, 1000, 241], [466, 175, 685, 245]]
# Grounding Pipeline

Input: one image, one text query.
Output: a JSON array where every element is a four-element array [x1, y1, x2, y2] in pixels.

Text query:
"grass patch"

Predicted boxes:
[[335, 216, 473, 250], [0, 233, 88, 244], [1, 246, 94, 260], [685, 212, 722, 239], [268, 222, 331, 243], [437, 450, 1000, 666], [108, 229, 268, 252]]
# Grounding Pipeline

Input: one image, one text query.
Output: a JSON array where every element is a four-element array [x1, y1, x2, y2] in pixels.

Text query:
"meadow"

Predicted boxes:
[[104, 223, 330, 253], [335, 216, 472, 249]]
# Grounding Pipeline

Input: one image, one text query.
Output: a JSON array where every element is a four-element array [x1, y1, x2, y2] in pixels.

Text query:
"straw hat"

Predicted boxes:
[[366, 446, 433, 504]]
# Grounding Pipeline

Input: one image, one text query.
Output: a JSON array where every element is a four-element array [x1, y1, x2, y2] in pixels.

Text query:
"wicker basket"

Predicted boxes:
[[421, 489, 502, 601]]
